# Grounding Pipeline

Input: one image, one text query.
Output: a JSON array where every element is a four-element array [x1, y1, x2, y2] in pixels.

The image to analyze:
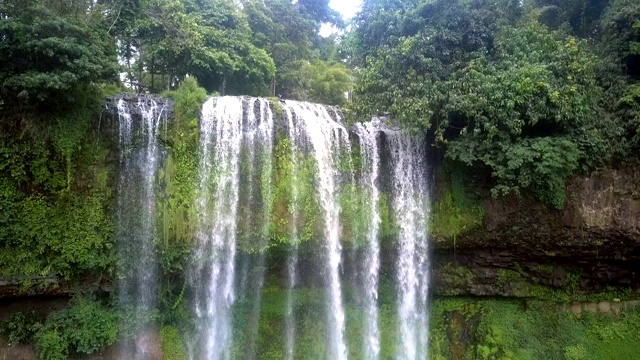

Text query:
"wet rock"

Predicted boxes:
[[0, 276, 111, 299], [570, 303, 582, 316], [445, 309, 480, 360], [598, 301, 611, 314], [584, 303, 598, 313], [611, 302, 623, 315]]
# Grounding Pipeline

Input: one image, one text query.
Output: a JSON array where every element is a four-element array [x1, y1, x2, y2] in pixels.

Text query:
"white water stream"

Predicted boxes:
[[191, 97, 244, 360], [284, 101, 348, 360], [385, 130, 430, 360], [115, 97, 167, 359], [354, 121, 382, 360]]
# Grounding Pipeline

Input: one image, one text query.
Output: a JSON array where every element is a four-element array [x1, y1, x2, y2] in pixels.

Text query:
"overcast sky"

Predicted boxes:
[[329, 0, 362, 19]]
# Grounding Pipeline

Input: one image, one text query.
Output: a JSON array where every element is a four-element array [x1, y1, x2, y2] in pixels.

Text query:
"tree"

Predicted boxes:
[[186, 0, 275, 95], [600, 0, 640, 152], [243, 0, 350, 101], [108, 0, 275, 95], [532, 0, 609, 39], [0, 1, 118, 115], [351, 0, 613, 208]]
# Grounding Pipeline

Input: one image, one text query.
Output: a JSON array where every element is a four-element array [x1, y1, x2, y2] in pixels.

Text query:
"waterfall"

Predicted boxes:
[[238, 98, 274, 359], [191, 97, 274, 360], [115, 96, 167, 358], [191, 97, 243, 360], [113, 95, 432, 360], [284, 105, 301, 360], [385, 130, 430, 360], [284, 101, 348, 360], [353, 121, 382, 360]]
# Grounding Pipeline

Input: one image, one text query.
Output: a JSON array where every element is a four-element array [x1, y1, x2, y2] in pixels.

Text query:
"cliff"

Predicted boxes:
[[432, 167, 640, 297]]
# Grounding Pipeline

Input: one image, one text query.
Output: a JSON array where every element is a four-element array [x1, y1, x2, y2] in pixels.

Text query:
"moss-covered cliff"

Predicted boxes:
[[431, 166, 640, 299]]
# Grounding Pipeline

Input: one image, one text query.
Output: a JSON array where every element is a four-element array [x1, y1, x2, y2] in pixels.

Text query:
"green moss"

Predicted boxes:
[[440, 263, 474, 294], [378, 193, 399, 241], [338, 182, 372, 249], [268, 97, 284, 118], [160, 326, 188, 360], [430, 164, 484, 243], [494, 268, 555, 298], [265, 136, 321, 249], [158, 79, 205, 247]]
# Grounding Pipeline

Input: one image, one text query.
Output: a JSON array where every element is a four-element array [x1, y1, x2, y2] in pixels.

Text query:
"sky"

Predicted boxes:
[[320, 0, 361, 36], [329, 0, 362, 19]]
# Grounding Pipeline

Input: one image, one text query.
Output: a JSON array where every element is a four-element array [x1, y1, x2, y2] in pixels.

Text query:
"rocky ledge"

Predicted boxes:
[[432, 167, 640, 297]]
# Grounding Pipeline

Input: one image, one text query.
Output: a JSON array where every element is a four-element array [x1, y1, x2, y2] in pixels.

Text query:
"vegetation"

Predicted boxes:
[[0, 2, 118, 115], [351, 0, 640, 208], [0, 103, 113, 281], [429, 298, 640, 360], [0, 311, 42, 346], [33, 296, 117, 360], [160, 325, 188, 360], [430, 163, 484, 241], [158, 78, 205, 248], [243, 0, 350, 103], [265, 137, 321, 247]]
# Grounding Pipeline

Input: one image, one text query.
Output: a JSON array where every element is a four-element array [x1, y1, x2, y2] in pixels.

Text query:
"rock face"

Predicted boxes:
[[432, 168, 640, 296], [0, 276, 112, 299]]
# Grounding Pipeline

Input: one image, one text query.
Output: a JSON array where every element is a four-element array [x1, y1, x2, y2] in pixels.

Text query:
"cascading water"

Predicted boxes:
[[191, 97, 244, 360], [284, 101, 348, 360], [353, 121, 382, 360], [115, 96, 167, 358], [385, 130, 431, 360], [284, 105, 301, 360], [237, 98, 274, 359], [191, 97, 274, 360], [115, 94, 432, 359]]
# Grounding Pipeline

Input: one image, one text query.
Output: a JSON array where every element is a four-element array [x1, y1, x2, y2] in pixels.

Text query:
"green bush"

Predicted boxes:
[[34, 328, 67, 360], [0, 311, 43, 345], [34, 296, 117, 359], [429, 299, 640, 360]]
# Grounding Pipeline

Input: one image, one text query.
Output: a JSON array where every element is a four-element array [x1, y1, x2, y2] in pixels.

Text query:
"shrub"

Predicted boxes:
[[34, 328, 67, 360], [34, 296, 117, 358], [0, 311, 42, 345]]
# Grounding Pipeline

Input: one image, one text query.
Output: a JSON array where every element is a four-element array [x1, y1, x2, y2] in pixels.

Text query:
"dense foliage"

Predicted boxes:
[[92, 0, 350, 103], [0, 1, 118, 114], [351, 0, 640, 208], [0, 104, 113, 280], [34, 296, 117, 359]]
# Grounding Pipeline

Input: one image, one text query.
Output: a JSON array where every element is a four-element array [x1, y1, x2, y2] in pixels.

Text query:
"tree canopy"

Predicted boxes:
[[350, 0, 640, 208], [0, 1, 118, 114]]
